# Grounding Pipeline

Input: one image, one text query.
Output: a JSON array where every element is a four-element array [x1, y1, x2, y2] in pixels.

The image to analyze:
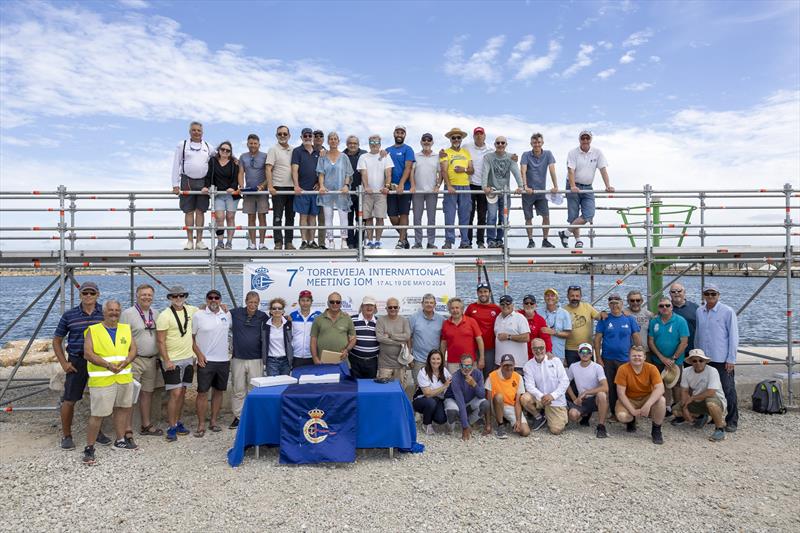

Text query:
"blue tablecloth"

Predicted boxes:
[[227, 379, 423, 466]]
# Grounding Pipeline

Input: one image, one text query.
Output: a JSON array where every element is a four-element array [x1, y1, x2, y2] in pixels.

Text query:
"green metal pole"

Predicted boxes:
[[649, 198, 665, 314]]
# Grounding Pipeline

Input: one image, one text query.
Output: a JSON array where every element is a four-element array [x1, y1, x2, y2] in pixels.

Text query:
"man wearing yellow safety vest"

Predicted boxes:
[[82, 300, 138, 465]]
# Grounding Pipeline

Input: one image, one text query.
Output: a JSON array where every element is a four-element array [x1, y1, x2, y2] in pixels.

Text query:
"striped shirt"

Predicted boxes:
[[350, 313, 379, 359], [54, 304, 104, 358]]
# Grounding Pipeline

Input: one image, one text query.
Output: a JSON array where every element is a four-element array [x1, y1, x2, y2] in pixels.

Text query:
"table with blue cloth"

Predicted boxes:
[[227, 377, 423, 467]]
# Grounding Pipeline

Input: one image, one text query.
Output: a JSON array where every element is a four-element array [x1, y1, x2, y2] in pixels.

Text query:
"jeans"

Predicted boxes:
[[272, 186, 295, 245], [566, 182, 596, 223], [603, 359, 627, 414], [709, 361, 738, 427], [412, 192, 438, 245], [486, 195, 505, 242], [348, 355, 378, 379], [442, 185, 471, 244], [467, 184, 487, 245], [412, 396, 447, 425], [265, 356, 290, 377]]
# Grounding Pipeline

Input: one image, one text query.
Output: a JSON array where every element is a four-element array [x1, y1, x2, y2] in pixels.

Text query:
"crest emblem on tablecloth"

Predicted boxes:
[[303, 408, 336, 444]]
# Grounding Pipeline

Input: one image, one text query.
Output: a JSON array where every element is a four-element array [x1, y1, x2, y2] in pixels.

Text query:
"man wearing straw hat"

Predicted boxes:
[[439, 127, 474, 249], [676, 348, 727, 442]]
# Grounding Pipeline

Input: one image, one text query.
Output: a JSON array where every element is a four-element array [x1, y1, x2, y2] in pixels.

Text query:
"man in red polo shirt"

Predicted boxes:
[[517, 294, 552, 358], [440, 297, 484, 374], [466, 282, 501, 377]]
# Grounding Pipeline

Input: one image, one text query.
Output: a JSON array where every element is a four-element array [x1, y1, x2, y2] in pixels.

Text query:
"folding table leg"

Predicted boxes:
[[255, 445, 260, 459], [388, 447, 394, 459]]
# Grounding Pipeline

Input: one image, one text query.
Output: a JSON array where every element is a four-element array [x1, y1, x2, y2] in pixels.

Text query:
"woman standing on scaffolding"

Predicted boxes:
[[316, 132, 353, 250]]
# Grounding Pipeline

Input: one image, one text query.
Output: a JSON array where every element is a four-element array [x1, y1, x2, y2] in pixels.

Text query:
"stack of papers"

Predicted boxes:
[[251, 375, 298, 388], [298, 373, 340, 385]]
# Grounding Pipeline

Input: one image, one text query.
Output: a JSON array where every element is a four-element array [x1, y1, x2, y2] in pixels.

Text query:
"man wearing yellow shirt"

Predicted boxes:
[[564, 285, 601, 366], [156, 285, 199, 442], [439, 127, 474, 249]]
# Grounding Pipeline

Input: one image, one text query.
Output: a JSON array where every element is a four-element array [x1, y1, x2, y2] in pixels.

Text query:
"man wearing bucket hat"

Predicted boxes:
[[566, 343, 609, 438], [676, 348, 727, 442], [648, 296, 689, 419], [559, 130, 614, 249], [156, 285, 198, 442], [520, 132, 559, 248], [439, 127, 474, 249], [481, 136, 523, 248]]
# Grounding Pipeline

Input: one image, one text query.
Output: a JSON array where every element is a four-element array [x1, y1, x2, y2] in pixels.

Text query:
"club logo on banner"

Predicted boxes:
[[303, 408, 335, 444], [243, 261, 456, 315]]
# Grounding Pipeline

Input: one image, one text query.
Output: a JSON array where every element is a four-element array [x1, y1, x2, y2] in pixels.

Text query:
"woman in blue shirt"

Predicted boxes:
[[316, 132, 353, 249]]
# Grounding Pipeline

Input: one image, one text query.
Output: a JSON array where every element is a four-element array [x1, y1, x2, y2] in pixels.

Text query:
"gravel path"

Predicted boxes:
[[1, 375, 798, 532]]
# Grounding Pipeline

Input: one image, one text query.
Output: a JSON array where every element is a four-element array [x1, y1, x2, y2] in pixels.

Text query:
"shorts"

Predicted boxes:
[[526, 397, 568, 432], [179, 176, 210, 213], [362, 193, 387, 219], [687, 398, 724, 416], [387, 193, 412, 216], [89, 381, 134, 417], [502, 404, 529, 426], [131, 356, 164, 393], [294, 193, 320, 216], [242, 193, 269, 214], [568, 395, 599, 417], [161, 358, 195, 391], [62, 355, 89, 402], [566, 182, 595, 223], [214, 193, 240, 212], [522, 194, 549, 219], [196, 360, 230, 393]]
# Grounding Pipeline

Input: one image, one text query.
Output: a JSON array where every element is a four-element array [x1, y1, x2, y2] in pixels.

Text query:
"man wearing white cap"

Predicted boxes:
[[676, 348, 727, 442], [349, 295, 380, 379], [566, 343, 609, 438], [559, 130, 614, 249]]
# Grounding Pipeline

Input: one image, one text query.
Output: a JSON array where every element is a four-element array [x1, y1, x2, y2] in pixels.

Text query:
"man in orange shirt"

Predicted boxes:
[[484, 354, 530, 439], [614, 345, 666, 444]]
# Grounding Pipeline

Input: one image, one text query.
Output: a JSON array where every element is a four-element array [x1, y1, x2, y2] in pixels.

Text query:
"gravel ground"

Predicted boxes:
[[1, 367, 799, 532]]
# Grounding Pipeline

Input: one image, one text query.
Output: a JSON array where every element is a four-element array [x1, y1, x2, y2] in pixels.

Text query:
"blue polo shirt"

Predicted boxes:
[[648, 313, 690, 364], [408, 310, 445, 363], [54, 304, 104, 358], [386, 143, 415, 190], [672, 300, 699, 351], [596, 313, 640, 362], [543, 307, 572, 359], [291, 146, 321, 190], [231, 307, 267, 360], [520, 149, 556, 194]]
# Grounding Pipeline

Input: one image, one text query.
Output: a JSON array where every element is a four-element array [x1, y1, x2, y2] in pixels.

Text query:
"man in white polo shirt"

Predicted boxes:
[[191, 289, 232, 436], [559, 130, 614, 249], [171, 121, 215, 250], [494, 294, 531, 371]]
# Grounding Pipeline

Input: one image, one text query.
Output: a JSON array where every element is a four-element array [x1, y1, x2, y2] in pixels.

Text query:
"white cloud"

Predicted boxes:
[[597, 40, 613, 50], [623, 29, 653, 47], [507, 35, 535, 64], [514, 40, 561, 80], [118, 0, 149, 8], [624, 82, 653, 91], [650, 55, 661, 63], [561, 44, 595, 78], [597, 68, 616, 80], [619, 50, 636, 64], [444, 34, 506, 84]]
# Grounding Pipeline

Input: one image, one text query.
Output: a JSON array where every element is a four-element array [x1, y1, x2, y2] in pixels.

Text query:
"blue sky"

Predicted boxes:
[[0, 0, 798, 249]]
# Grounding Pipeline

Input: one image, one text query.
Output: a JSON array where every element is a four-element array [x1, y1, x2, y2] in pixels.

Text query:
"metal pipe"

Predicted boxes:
[[0, 387, 52, 407], [735, 262, 785, 316], [590, 258, 648, 306], [784, 182, 795, 406], [136, 267, 172, 290], [219, 266, 238, 309], [0, 273, 61, 342], [2, 405, 60, 413]]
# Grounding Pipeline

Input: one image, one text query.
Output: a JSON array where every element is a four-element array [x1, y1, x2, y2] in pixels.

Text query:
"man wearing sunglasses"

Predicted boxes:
[[444, 354, 489, 441], [291, 128, 323, 249], [156, 285, 199, 442], [564, 285, 600, 366], [466, 283, 500, 376], [172, 121, 215, 250], [626, 290, 654, 354], [409, 294, 445, 386], [343, 136, 367, 250], [517, 294, 552, 357], [120, 283, 165, 437], [357, 134, 393, 249], [463, 127, 492, 249], [694, 284, 739, 432], [376, 298, 412, 388], [266, 125, 296, 250], [439, 127, 474, 249], [677, 349, 727, 442], [648, 297, 689, 420], [480, 136, 523, 249], [229, 291, 267, 429], [411, 133, 441, 249], [494, 295, 530, 371], [191, 290, 232, 436], [310, 292, 356, 364], [669, 283, 699, 352], [349, 295, 380, 379], [566, 343, 609, 438], [239, 134, 269, 250], [53, 281, 108, 450], [521, 337, 570, 435]]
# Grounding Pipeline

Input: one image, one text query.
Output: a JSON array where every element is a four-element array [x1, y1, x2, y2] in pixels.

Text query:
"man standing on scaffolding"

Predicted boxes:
[[171, 121, 214, 250], [559, 130, 614, 249]]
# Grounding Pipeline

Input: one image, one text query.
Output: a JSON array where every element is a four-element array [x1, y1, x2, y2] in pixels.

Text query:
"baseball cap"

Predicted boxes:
[[78, 281, 99, 292], [578, 342, 593, 353], [421, 132, 433, 141], [499, 295, 513, 304], [500, 354, 515, 366], [522, 294, 537, 304], [608, 293, 622, 301], [206, 289, 221, 299], [361, 295, 377, 306], [298, 290, 313, 299], [301, 127, 313, 136], [394, 125, 407, 132], [686, 348, 711, 361], [703, 283, 720, 293], [313, 129, 324, 136], [544, 288, 558, 297], [476, 282, 491, 291], [473, 126, 485, 134], [579, 130, 593, 139]]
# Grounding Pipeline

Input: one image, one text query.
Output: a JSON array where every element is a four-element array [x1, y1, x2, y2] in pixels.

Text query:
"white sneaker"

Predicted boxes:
[[424, 424, 434, 436], [341, 239, 348, 250], [246, 241, 256, 251], [326, 238, 336, 250], [195, 240, 208, 250], [183, 240, 194, 250], [258, 243, 268, 250]]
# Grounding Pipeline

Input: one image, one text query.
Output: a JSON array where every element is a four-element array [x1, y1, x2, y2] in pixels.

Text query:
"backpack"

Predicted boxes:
[[751, 379, 787, 414]]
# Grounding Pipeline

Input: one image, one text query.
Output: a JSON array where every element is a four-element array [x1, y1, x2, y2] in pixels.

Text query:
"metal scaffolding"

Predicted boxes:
[[0, 184, 797, 410]]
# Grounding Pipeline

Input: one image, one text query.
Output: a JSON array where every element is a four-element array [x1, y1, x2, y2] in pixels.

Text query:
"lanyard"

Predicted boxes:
[[170, 306, 189, 337], [135, 303, 155, 330]]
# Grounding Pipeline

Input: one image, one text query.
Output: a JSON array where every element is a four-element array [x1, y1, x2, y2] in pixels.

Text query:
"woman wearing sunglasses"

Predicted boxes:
[[205, 140, 240, 250], [261, 297, 293, 376], [316, 132, 353, 250], [412, 349, 451, 435]]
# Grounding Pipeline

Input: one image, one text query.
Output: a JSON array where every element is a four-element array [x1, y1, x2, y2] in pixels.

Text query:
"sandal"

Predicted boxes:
[[194, 429, 206, 438], [209, 425, 222, 433], [575, 240, 584, 248], [140, 424, 164, 436]]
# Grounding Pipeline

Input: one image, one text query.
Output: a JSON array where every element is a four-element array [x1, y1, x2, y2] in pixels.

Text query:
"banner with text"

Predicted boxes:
[[243, 261, 456, 315]]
